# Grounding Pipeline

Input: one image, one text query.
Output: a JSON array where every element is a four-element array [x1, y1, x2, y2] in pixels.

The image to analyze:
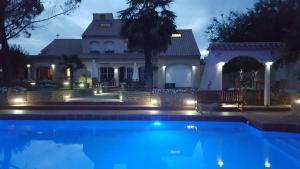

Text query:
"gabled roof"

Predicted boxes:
[[41, 39, 82, 56]]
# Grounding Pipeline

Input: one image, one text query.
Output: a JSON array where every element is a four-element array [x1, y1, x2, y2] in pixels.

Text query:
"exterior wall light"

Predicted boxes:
[[295, 99, 300, 104], [26, 64, 31, 68], [162, 66, 167, 71], [217, 62, 225, 69], [30, 82, 36, 86], [192, 66, 197, 71], [51, 64, 56, 70], [265, 62, 273, 67], [119, 95, 123, 102]]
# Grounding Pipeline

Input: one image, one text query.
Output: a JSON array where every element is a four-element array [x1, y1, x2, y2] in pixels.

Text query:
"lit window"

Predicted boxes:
[[100, 23, 111, 28], [171, 33, 182, 38]]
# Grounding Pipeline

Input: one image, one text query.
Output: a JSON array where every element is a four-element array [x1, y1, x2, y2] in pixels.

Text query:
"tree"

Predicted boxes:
[[60, 55, 84, 90], [206, 0, 300, 62], [0, 0, 81, 85], [119, 0, 177, 90]]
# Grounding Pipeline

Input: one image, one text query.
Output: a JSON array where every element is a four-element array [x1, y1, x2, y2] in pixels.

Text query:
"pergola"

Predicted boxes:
[[200, 42, 285, 106]]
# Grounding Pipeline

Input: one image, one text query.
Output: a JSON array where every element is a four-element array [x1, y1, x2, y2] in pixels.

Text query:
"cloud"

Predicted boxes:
[[8, 0, 255, 55]]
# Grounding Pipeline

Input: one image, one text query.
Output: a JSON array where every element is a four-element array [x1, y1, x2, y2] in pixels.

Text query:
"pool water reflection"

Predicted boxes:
[[0, 120, 299, 169]]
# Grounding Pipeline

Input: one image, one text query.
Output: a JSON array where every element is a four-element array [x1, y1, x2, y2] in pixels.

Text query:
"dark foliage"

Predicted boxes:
[[206, 0, 300, 62], [119, 0, 177, 89]]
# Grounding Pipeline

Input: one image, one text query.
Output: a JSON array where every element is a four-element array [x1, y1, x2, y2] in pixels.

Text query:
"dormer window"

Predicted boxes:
[[104, 41, 115, 53], [171, 33, 182, 38], [89, 41, 100, 53], [100, 23, 111, 28]]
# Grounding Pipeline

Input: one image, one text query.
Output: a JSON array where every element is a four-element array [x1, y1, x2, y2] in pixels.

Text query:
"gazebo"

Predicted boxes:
[[200, 42, 285, 106]]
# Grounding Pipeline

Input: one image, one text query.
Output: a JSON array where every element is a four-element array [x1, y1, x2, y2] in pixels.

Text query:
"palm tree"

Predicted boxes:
[[61, 55, 84, 89], [119, 0, 177, 90]]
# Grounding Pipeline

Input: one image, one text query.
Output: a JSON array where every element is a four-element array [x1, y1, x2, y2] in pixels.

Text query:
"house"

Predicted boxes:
[[29, 13, 201, 89]]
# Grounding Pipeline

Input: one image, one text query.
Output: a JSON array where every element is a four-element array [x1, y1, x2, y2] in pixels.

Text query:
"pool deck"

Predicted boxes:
[[0, 107, 299, 133]]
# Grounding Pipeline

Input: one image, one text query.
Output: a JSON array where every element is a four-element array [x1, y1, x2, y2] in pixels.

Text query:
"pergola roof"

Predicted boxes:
[[208, 42, 285, 50]]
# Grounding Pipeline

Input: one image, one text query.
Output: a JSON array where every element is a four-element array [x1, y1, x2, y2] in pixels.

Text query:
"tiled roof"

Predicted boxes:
[[208, 42, 285, 50], [41, 39, 82, 56], [39, 13, 200, 58], [160, 30, 200, 57], [82, 19, 123, 38]]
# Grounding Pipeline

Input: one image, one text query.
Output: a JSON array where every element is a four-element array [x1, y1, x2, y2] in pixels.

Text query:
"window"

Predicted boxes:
[[171, 33, 182, 38], [100, 67, 114, 82], [104, 41, 115, 53], [89, 41, 100, 53], [138, 67, 145, 82], [126, 67, 133, 80], [100, 23, 111, 28]]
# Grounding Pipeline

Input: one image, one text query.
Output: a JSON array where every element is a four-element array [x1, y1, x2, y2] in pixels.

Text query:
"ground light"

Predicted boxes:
[[79, 83, 85, 88], [12, 97, 25, 104], [153, 121, 161, 126], [64, 81, 70, 86], [151, 99, 159, 105], [185, 99, 197, 105]]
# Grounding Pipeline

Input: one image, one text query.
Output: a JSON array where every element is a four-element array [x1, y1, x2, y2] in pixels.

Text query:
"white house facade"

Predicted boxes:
[[29, 13, 201, 89]]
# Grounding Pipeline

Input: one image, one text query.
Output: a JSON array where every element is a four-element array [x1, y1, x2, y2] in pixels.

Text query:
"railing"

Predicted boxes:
[[197, 90, 243, 107]]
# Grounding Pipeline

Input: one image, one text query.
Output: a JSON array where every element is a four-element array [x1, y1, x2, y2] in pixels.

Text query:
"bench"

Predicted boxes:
[[197, 90, 244, 108]]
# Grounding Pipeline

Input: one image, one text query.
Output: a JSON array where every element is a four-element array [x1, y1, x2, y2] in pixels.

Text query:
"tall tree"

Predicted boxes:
[[206, 0, 300, 62], [0, 0, 81, 86], [61, 55, 84, 90], [119, 0, 177, 89]]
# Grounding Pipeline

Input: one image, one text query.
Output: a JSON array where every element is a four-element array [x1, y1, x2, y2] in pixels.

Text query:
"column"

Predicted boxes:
[[26, 64, 31, 81], [264, 62, 273, 106], [114, 67, 119, 86], [216, 62, 225, 90]]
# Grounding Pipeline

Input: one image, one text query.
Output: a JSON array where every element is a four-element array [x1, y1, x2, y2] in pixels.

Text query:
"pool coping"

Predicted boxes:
[[0, 113, 299, 133]]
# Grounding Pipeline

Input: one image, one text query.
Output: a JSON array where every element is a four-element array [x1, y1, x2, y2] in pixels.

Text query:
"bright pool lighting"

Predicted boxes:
[[186, 125, 197, 130], [12, 97, 25, 104], [153, 121, 161, 126], [218, 159, 224, 168], [265, 160, 271, 168]]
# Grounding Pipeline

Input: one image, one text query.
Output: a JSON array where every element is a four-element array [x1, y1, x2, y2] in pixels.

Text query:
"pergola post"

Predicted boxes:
[[264, 62, 273, 106], [216, 62, 225, 90], [114, 68, 119, 87]]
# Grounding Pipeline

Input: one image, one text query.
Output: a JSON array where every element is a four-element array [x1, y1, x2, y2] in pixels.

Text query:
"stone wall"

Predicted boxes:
[[7, 89, 93, 104], [121, 90, 196, 108]]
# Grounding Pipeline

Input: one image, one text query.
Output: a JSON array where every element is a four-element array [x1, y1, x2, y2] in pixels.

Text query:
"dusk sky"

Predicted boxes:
[[9, 0, 256, 57]]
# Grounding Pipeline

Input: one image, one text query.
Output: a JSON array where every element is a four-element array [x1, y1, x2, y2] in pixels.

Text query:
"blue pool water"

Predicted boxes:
[[0, 120, 299, 169]]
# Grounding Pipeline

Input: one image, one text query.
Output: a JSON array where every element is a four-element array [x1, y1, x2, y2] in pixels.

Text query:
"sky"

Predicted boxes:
[[9, 0, 256, 57]]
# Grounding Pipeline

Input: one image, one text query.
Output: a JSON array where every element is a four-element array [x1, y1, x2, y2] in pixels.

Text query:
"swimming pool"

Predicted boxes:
[[0, 120, 299, 169]]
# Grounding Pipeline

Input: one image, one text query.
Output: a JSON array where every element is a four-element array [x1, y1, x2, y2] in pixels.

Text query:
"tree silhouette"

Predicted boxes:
[[119, 0, 177, 89]]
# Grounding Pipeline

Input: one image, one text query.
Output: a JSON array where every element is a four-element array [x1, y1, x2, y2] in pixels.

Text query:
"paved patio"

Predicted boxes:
[[0, 108, 299, 133]]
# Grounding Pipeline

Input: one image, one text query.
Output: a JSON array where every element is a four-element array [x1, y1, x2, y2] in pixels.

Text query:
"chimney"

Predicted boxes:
[[93, 13, 113, 21]]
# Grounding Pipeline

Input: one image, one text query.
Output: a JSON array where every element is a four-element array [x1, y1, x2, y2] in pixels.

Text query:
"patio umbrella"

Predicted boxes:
[[132, 62, 139, 82], [91, 60, 98, 79]]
